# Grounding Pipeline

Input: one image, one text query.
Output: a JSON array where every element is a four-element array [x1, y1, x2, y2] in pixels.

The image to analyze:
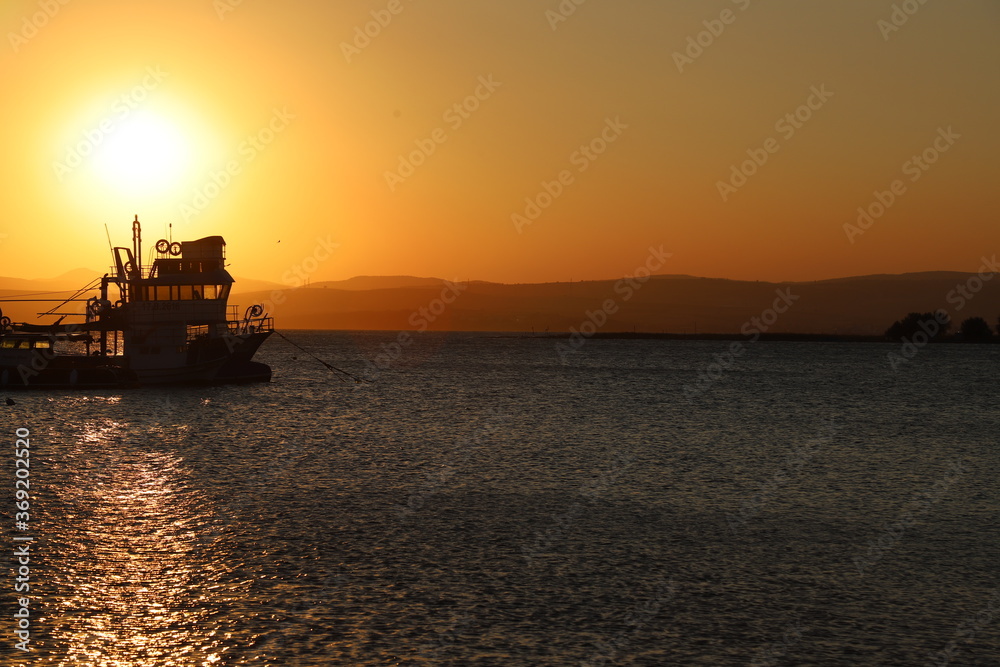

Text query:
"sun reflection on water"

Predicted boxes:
[[45, 417, 250, 666]]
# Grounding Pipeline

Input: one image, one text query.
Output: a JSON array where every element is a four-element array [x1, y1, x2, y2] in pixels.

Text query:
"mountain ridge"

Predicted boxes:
[[2, 270, 997, 334]]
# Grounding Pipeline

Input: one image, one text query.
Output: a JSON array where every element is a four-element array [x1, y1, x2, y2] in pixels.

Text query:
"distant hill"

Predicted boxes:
[[0, 273, 288, 296], [302, 276, 468, 291], [0, 269, 102, 292], [233, 272, 1000, 335], [3, 271, 999, 335], [0, 272, 436, 296], [230, 277, 287, 294]]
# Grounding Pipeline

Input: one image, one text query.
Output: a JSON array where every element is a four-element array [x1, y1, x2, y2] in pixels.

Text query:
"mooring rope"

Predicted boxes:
[[274, 331, 369, 383]]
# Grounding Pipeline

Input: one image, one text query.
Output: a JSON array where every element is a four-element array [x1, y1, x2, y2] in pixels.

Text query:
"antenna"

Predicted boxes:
[[104, 224, 114, 258]]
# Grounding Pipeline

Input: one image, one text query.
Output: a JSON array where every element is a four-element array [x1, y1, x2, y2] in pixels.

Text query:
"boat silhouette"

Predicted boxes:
[[0, 216, 273, 388]]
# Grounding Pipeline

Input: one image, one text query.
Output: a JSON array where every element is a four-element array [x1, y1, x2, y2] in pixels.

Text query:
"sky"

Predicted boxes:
[[0, 0, 997, 285]]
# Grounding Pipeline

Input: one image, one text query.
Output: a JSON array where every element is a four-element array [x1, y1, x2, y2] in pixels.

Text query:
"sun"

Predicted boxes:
[[93, 111, 191, 195]]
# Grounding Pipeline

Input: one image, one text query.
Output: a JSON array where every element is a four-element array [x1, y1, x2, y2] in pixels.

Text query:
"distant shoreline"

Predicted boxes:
[[281, 329, 999, 343], [520, 332, 998, 344]]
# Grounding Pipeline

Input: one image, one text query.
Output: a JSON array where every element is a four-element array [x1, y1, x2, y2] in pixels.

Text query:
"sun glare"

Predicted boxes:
[[93, 112, 190, 195]]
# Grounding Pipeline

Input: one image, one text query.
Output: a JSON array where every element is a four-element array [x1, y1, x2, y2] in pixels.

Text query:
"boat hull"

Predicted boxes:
[[0, 358, 139, 390], [0, 332, 273, 389], [131, 331, 273, 385]]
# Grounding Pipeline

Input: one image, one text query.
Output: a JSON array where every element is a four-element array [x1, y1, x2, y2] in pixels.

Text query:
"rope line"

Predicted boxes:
[[274, 331, 369, 383]]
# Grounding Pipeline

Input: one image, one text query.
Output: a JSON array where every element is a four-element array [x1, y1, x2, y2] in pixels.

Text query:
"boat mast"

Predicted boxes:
[[132, 215, 142, 278]]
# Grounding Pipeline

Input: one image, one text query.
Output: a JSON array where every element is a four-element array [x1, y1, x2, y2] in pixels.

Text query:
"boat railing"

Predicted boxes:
[[186, 324, 210, 342], [225, 316, 274, 336], [107, 264, 158, 281]]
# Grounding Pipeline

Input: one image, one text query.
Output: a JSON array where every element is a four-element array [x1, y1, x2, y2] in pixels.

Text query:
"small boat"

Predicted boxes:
[[0, 216, 273, 389]]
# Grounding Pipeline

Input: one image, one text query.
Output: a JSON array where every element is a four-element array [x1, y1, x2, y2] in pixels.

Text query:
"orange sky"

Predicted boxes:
[[1, 0, 997, 285]]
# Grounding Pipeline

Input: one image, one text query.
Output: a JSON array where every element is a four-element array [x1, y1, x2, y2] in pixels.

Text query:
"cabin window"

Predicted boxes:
[[177, 261, 208, 273], [142, 283, 230, 300], [143, 283, 225, 300]]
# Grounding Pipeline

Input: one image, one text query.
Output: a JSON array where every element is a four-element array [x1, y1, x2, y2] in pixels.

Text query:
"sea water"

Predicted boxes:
[[2, 332, 998, 665]]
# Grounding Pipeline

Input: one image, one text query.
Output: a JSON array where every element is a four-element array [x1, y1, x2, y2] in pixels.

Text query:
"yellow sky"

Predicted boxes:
[[1, 0, 997, 285]]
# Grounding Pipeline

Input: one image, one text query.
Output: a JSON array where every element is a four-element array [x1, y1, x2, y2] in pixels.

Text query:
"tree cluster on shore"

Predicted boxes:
[[885, 311, 999, 342]]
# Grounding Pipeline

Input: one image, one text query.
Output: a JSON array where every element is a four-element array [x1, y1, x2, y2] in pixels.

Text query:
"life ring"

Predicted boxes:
[[155, 239, 170, 254], [87, 298, 111, 317], [169, 242, 182, 256]]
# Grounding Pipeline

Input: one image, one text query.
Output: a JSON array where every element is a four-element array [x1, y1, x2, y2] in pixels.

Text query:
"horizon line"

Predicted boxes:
[[1, 268, 986, 290]]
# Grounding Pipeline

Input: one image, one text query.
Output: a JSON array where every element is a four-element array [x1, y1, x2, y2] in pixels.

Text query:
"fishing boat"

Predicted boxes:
[[0, 216, 273, 389]]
